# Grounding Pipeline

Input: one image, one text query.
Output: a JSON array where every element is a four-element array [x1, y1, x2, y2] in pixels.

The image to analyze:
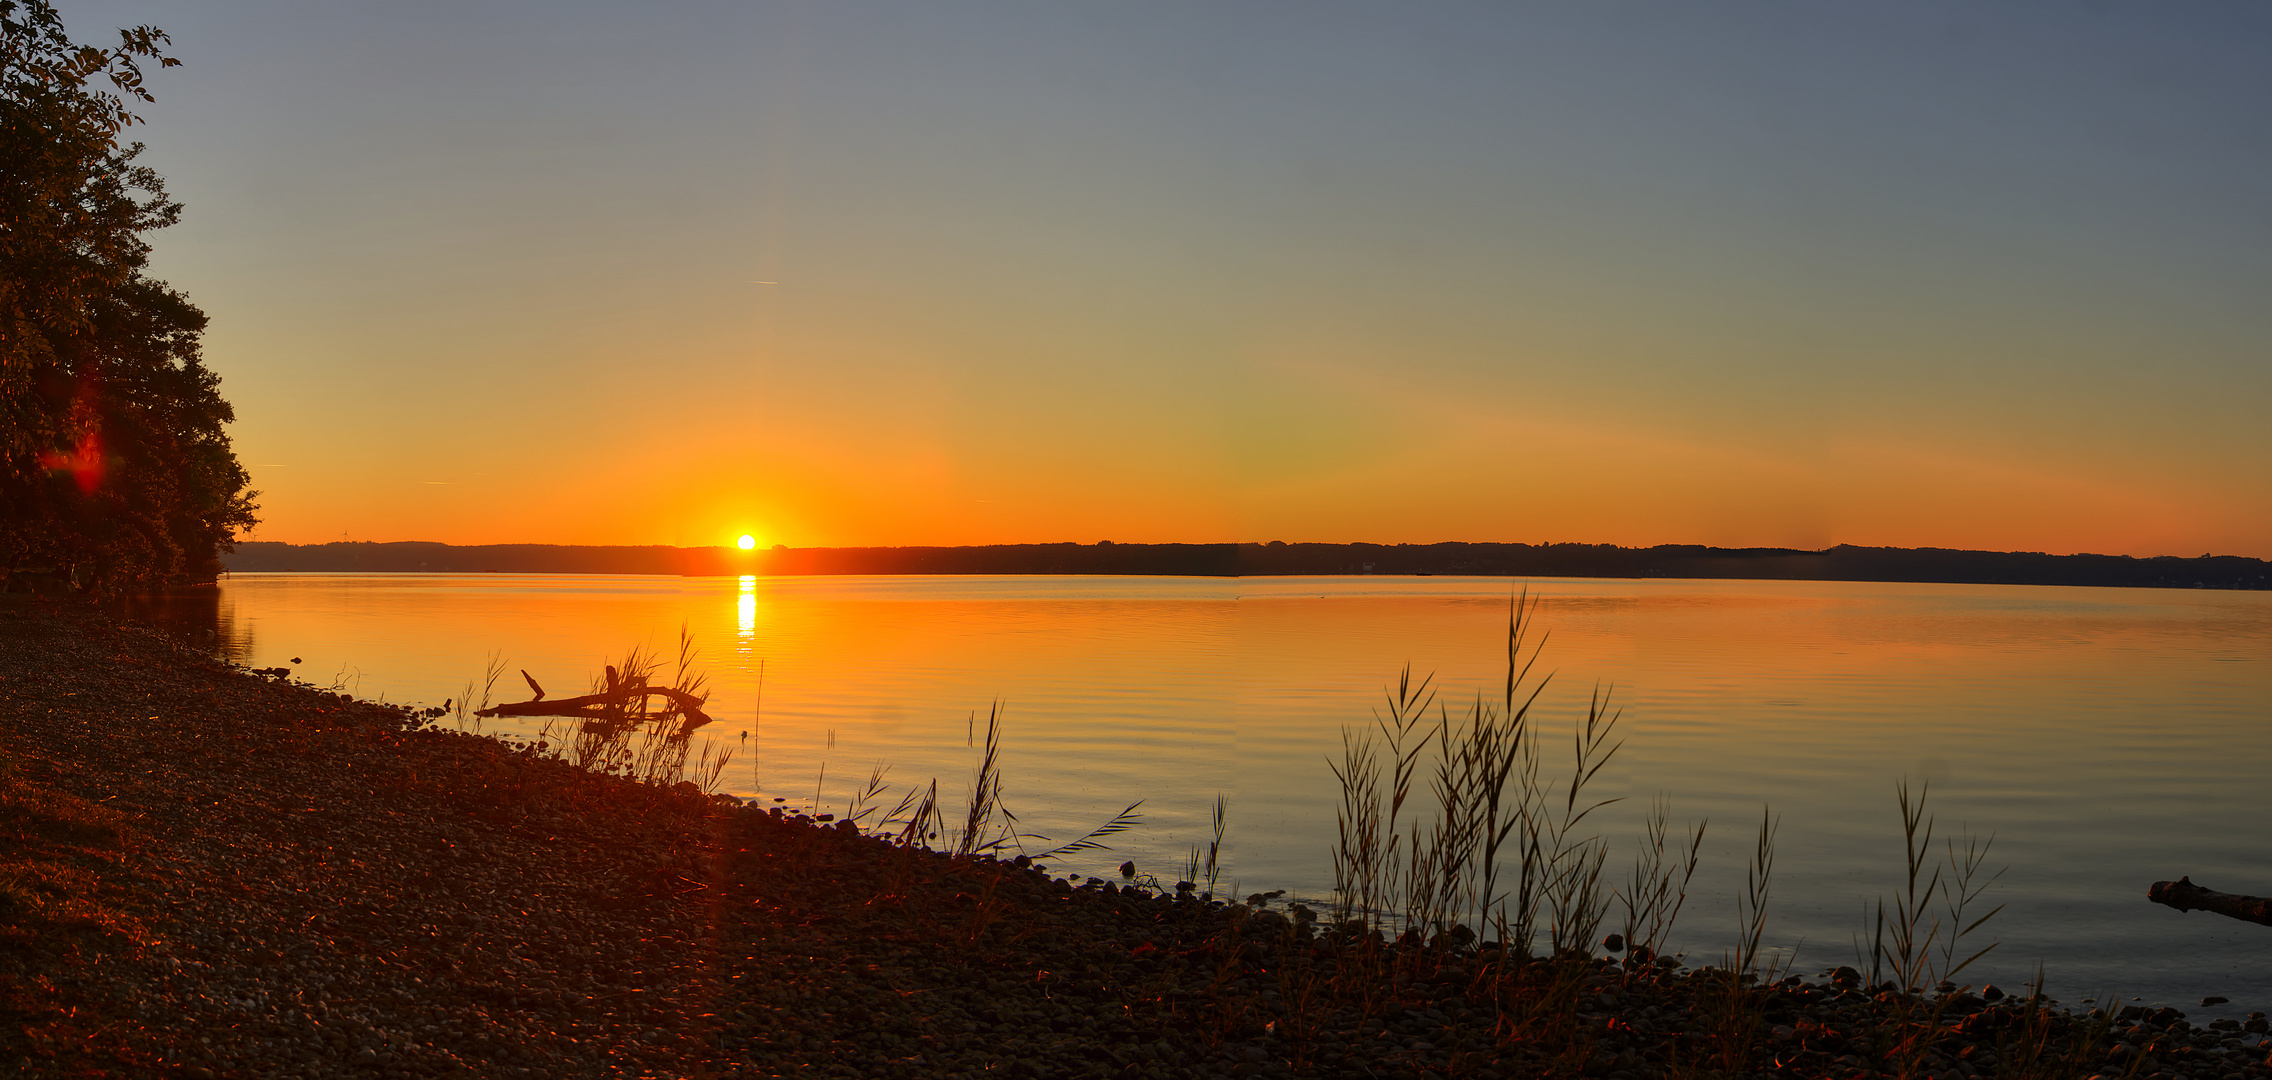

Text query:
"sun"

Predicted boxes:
[[736, 534, 757, 551]]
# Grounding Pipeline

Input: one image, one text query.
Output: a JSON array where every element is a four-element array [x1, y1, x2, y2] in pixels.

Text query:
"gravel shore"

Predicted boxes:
[[5, 600, 2268, 1079]]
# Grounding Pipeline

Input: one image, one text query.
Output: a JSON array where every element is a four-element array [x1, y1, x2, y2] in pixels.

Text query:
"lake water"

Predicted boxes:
[[160, 573, 2272, 1018]]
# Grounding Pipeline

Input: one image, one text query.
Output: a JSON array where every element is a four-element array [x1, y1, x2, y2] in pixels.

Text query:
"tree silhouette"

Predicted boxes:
[[2, 0, 255, 590]]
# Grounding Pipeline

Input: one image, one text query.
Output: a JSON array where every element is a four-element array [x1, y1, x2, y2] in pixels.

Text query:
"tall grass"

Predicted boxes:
[[1620, 794, 1705, 963], [1328, 664, 1428, 934], [1687, 807, 1782, 1076], [1852, 780, 2011, 1077], [1732, 805, 1779, 982], [1329, 591, 1633, 961], [955, 701, 1009, 856], [1299, 600, 2034, 1080], [451, 650, 507, 733], [771, 699, 1150, 868], [1864, 779, 2006, 994], [1182, 793, 1228, 896]]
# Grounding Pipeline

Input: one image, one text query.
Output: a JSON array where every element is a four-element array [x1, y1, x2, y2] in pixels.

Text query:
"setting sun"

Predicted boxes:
[[736, 534, 757, 551]]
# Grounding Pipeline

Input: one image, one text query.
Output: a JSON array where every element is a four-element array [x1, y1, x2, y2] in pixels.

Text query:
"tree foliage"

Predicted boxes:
[[2, 0, 255, 590]]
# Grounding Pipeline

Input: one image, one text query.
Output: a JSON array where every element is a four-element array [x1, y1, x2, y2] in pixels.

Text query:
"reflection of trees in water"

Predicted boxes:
[[105, 588, 254, 665]]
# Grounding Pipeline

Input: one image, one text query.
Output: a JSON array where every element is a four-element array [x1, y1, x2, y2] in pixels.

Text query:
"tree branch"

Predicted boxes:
[[2148, 877, 2272, 928], [477, 686, 713, 731]]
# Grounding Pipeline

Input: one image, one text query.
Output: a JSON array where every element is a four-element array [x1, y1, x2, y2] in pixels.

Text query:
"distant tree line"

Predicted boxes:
[[1236, 541, 2271, 590], [223, 541, 2271, 591], [2, 1, 255, 592]]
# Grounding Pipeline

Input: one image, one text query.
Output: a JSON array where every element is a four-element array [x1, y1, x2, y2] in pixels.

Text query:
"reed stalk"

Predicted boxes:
[[687, 737, 734, 795], [1619, 794, 1705, 966], [1328, 589, 1628, 973], [1329, 726, 1385, 928], [1183, 793, 1227, 895], [1733, 805, 1779, 983], [1865, 779, 2006, 995], [842, 763, 892, 828], [451, 651, 507, 733], [952, 702, 1008, 857]]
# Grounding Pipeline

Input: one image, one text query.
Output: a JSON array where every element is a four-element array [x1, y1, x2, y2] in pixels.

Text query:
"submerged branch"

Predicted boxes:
[[477, 686, 714, 730], [2148, 876, 2272, 928]]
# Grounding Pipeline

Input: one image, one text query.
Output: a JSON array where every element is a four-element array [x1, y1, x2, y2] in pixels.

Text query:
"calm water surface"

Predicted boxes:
[[177, 573, 2272, 1016]]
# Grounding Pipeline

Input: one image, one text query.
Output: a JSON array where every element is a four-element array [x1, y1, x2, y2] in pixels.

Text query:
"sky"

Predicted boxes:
[[66, 2, 2272, 557]]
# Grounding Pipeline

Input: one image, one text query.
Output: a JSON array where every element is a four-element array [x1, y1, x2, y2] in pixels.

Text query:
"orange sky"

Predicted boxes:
[[81, 1, 2272, 558]]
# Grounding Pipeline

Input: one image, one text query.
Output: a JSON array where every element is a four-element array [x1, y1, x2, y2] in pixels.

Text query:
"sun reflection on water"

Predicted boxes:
[[737, 575, 758, 644]]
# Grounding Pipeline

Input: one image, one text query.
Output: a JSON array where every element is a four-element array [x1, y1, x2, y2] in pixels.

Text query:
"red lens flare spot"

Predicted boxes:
[[39, 430, 105, 494]]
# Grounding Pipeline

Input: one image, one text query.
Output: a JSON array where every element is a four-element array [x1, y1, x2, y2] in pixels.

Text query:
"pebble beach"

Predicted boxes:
[[4, 600, 2268, 1079]]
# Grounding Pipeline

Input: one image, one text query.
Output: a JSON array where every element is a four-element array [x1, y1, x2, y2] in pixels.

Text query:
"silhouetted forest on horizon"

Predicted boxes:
[[221, 540, 2271, 591]]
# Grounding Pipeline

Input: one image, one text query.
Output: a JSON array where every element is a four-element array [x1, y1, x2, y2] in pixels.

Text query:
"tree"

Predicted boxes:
[[1, 0, 256, 590]]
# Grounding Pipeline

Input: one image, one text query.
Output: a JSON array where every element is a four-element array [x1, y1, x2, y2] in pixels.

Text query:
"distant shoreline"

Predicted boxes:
[[222, 540, 2272, 591]]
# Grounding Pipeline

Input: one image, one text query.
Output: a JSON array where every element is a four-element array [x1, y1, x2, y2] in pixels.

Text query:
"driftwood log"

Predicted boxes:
[[2148, 877, 2272, 928], [476, 667, 714, 731]]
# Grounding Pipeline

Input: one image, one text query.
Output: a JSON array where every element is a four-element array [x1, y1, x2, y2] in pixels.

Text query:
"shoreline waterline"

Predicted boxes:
[[11, 600, 2267, 1079], [118, 572, 2272, 1019]]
